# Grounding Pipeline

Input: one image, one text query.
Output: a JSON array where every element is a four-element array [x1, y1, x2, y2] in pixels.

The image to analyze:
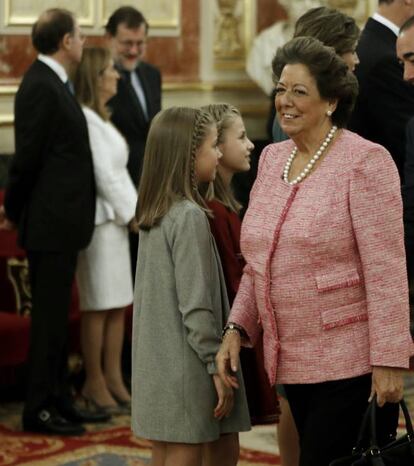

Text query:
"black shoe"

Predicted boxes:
[[58, 400, 111, 423], [23, 409, 85, 436]]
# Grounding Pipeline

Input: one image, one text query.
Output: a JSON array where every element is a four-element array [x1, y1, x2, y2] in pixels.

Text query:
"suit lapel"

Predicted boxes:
[[36, 60, 85, 121], [118, 71, 147, 126]]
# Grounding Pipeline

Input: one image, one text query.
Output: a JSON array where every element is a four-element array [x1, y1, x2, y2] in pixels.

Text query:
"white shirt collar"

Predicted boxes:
[[37, 54, 68, 83], [372, 12, 400, 37]]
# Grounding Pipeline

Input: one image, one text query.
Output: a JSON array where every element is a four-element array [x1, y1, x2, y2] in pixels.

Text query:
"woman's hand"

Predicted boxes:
[[212, 374, 234, 419], [128, 217, 139, 234], [370, 366, 404, 407], [216, 332, 241, 389]]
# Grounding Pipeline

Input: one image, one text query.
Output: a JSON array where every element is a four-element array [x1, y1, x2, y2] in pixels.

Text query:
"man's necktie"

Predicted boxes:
[[64, 80, 75, 95]]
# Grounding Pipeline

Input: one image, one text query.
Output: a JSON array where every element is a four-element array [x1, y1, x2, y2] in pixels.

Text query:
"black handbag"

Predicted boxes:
[[329, 396, 414, 465]]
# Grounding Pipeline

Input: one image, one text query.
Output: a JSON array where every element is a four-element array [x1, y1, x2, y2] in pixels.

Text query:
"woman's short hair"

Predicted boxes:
[[293, 7, 360, 56], [272, 36, 359, 128], [32, 8, 75, 55], [74, 47, 112, 120]]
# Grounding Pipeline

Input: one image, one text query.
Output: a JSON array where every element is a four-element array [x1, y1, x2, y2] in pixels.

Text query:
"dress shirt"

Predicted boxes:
[[37, 54, 68, 83]]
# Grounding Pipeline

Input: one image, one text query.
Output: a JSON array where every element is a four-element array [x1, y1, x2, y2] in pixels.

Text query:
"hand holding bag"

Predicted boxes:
[[329, 396, 414, 465]]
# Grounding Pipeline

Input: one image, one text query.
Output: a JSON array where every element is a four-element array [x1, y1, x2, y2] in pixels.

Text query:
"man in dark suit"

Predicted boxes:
[[105, 6, 162, 275], [349, 0, 414, 180], [0, 9, 108, 434], [397, 16, 414, 336]]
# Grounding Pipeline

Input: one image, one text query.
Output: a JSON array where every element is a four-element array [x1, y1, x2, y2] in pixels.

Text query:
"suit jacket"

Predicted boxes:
[[108, 61, 161, 186], [349, 18, 414, 179], [403, 118, 414, 285], [4, 60, 95, 251], [230, 130, 413, 386]]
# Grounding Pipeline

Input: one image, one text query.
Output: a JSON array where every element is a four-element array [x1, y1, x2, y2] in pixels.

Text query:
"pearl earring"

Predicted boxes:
[[326, 110, 333, 117]]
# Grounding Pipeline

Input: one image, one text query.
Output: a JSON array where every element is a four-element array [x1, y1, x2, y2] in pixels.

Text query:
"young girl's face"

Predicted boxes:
[[195, 124, 221, 183], [218, 116, 254, 174]]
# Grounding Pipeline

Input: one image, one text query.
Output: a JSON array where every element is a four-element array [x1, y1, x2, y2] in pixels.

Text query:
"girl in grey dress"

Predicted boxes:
[[132, 107, 250, 466]]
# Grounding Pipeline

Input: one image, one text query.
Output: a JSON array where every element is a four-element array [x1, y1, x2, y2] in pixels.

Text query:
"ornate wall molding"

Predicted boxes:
[[4, 0, 94, 27], [326, 0, 372, 25], [1, 0, 181, 35], [213, 0, 253, 70], [100, 0, 180, 31]]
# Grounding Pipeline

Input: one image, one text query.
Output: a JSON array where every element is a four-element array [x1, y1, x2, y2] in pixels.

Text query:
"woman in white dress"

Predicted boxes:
[[73, 47, 137, 412]]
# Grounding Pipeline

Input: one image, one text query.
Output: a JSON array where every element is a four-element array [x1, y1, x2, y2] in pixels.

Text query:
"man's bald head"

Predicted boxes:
[[32, 8, 75, 54]]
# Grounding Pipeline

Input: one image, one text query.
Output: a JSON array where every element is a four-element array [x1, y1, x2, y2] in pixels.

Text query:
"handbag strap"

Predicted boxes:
[[353, 395, 414, 454], [353, 398, 374, 453], [370, 396, 414, 443]]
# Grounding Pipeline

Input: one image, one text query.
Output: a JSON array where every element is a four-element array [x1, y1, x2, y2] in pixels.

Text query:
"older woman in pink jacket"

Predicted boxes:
[[217, 36, 413, 466]]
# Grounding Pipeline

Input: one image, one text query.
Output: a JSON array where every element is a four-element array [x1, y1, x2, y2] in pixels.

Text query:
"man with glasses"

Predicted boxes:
[[105, 6, 162, 277], [0, 8, 109, 434]]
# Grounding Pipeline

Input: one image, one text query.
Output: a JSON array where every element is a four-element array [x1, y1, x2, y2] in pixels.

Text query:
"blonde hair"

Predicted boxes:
[[73, 46, 111, 120], [201, 103, 242, 214], [136, 107, 215, 230]]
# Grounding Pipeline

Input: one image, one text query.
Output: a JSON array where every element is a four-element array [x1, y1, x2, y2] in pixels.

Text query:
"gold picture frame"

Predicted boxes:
[[4, 0, 95, 27], [100, 0, 180, 30], [327, 0, 373, 26]]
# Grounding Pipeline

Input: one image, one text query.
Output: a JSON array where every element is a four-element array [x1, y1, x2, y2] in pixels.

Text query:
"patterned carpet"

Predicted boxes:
[[0, 403, 280, 465], [1, 377, 414, 465]]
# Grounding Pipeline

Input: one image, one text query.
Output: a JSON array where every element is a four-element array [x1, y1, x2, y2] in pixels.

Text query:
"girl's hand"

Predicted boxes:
[[213, 374, 234, 419], [216, 332, 241, 389], [370, 366, 404, 407]]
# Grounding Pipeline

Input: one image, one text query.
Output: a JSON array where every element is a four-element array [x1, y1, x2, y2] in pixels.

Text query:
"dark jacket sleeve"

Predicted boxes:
[[403, 118, 414, 285], [5, 81, 56, 224]]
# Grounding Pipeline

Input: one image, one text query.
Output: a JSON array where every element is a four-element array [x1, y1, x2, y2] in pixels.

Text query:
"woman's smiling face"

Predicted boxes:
[[275, 63, 335, 139]]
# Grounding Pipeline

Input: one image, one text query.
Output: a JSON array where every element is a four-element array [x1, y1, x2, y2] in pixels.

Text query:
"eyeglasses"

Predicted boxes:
[[117, 39, 147, 50]]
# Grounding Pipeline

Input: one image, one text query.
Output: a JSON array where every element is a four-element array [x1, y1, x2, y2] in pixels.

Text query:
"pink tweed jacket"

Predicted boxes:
[[230, 130, 413, 385]]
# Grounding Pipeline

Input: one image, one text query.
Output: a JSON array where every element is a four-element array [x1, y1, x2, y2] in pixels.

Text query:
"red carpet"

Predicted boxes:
[[0, 405, 280, 465]]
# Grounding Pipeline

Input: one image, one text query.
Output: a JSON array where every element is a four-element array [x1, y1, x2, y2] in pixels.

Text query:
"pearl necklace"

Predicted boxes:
[[283, 125, 338, 185]]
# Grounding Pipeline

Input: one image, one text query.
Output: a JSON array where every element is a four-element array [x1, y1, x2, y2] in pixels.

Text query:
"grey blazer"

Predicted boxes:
[[131, 200, 250, 443]]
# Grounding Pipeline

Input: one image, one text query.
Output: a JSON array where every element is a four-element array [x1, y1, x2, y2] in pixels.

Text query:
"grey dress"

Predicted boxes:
[[131, 200, 251, 443]]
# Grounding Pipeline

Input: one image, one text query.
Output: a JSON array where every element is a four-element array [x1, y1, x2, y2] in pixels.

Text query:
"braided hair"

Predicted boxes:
[[201, 103, 243, 213], [136, 107, 215, 230]]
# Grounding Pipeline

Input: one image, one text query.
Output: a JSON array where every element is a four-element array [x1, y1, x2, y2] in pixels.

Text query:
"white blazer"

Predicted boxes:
[[83, 106, 137, 226]]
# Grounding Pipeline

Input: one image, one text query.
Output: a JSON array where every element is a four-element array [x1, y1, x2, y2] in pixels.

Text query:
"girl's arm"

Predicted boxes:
[[208, 202, 242, 304], [170, 204, 223, 375]]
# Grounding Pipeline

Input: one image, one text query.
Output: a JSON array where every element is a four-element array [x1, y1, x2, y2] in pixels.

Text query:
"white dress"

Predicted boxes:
[[76, 107, 137, 310]]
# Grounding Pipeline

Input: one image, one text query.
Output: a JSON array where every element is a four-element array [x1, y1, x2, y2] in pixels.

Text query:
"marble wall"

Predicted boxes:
[[0, 0, 375, 154], [0, 0, 199, 82]]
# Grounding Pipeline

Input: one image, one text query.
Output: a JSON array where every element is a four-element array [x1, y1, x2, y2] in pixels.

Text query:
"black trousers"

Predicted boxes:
[[24, 250, 77, 417], [284, 374, 399, 466]]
